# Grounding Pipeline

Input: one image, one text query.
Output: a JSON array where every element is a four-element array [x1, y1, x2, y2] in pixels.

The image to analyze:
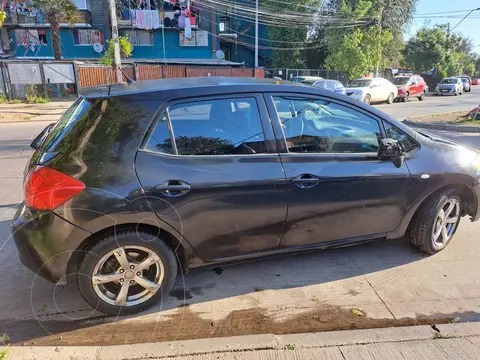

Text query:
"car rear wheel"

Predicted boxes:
[[387, 93, 394, 104], [408, 189, 461, 254], [418, 91, 426, 101], [78, 231, 177, 315], [402, 92, 409, 102], [363, 94, 371, 104]]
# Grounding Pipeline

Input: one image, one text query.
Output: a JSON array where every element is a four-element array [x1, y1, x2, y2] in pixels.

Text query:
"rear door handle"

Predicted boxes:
[[154, 180, 191, 197], [291, 174, 320, 189]]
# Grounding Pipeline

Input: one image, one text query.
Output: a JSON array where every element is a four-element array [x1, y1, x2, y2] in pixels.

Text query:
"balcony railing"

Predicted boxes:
[[117, 9, 198, 29]]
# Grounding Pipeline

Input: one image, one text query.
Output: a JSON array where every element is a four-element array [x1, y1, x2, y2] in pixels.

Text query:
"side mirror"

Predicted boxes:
[[378, 138, 405, 168]]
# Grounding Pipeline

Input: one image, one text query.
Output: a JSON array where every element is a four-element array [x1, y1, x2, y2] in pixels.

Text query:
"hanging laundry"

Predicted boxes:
[[178, 12, 185, 28], [184, 16, 191, 39], [151, 10, 160, 29]]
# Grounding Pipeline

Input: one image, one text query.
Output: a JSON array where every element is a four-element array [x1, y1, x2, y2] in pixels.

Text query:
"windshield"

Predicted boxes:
[[41, 98, 93, 151], [391, 77, 410, 85], [349, 79, 372, 87], [441, 78, 457, 84], [291, 77, 305, 83]]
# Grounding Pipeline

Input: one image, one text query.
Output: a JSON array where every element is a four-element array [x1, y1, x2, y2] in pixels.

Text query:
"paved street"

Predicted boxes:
[[377, 91, 480, 120], [1, 100, 480, 347]]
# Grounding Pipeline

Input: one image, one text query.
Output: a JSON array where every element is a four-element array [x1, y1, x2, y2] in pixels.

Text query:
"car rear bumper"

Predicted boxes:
[[11, 203, 91, 283]]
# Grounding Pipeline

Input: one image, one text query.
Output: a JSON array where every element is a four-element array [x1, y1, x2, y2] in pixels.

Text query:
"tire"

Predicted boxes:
[[402, 92, 409, 102], [363, 94, 371, 105], [78, 231, 178, 315], [418, 91, 426, 101], [387, 92, 394, 104], [408, 188, 461, 254]]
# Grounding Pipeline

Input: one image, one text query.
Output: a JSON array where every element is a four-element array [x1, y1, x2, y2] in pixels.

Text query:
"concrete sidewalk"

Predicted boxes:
[[0, 101, 73, 123], [6, 322, 480, 360]]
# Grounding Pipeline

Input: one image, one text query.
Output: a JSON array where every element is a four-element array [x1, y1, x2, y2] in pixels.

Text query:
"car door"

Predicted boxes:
[[265, 94, 410, 248], [135, 94, 288, 259], [370, 79, 383, 101]]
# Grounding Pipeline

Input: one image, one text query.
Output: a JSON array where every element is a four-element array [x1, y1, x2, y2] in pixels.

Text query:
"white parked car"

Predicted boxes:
[[345, 78, 398, 105], [435, 77, 463, 96]]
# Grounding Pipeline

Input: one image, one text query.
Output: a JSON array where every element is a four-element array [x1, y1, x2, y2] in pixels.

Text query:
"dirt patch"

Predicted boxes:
[[407, 110, 476, 124], [2, 305, 476, 347]]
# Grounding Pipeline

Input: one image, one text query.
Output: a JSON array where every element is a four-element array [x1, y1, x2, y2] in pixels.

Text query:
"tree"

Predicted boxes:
[[403, 25, 477, 77], [264, 0, 320, 68], [324, 0, 392, 80], [100, 36, 133, 66], [33, 0, 79, 60]]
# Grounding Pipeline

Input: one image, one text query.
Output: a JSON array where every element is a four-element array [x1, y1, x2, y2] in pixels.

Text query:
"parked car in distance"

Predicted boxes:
[[435, 77, 463, 96], [472, 78, 478, 86], [312, 79, 346, 95], [291, 76, 324, 85], [345, 77, 397, 104], [460, 76, 472, 93], [391, 75, 427, 102], [12, 77, 480, 315]]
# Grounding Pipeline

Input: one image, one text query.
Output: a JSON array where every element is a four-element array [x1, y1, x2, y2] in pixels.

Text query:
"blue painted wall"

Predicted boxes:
[[11, 28, 106, 59], [118, 29, 215, 59]]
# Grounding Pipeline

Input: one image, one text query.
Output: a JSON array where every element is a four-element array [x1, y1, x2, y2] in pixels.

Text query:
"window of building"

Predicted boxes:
[[73, 29, 104, 46], [15, 29, 47, 47], [145, 97, 267, 156], [124, 30, 154, 46], [70, 0, 89, 10], [272, 96, 382, 154]]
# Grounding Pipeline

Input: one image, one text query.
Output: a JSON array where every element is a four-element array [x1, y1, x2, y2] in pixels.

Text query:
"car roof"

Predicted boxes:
[[80, 77, 307, 98]]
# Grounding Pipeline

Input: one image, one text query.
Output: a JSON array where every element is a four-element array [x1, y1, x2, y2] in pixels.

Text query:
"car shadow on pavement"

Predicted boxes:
[[1, 224, 448, 345]]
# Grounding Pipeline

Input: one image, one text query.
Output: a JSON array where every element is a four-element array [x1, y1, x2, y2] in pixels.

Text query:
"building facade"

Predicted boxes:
[[0, 0, 266, 66]]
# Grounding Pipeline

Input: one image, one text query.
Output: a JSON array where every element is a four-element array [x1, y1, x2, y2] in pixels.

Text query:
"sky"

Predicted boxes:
[[407, 0, 480, 52]]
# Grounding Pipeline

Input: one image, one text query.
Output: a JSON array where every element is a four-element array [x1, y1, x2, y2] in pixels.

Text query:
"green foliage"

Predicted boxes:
[[100, 36, 133, 66], [264, 0, 319, 68], [0, 10, 6, 27], [403, 24, 479, 77], [324, 0, 393, 80], [0, 347, 8, 360], [0, 96, 22, 104]]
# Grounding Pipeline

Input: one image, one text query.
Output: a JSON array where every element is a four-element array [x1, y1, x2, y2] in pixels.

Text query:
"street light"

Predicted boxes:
[[450, 7, 480, 33]]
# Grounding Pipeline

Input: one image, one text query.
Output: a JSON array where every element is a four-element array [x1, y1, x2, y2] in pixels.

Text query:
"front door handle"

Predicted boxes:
[[291, 174, 320, 189], [154, 180, 191, 197]]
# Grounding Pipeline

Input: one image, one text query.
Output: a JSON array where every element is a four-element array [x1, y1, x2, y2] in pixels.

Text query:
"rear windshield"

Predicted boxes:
[[391, 77, 409, 85], [441, 78, 457, 84], [41, 98, 92, 151]]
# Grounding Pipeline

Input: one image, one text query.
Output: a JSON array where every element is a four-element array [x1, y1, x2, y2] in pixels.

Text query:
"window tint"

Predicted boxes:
[[383, 122, 419, 152], [272, 97, 382, 153], [146, 97, 267, 155]]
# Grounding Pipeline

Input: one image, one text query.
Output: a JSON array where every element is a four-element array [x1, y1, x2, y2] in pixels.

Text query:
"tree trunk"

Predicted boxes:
[[48, 12, 61, 60]]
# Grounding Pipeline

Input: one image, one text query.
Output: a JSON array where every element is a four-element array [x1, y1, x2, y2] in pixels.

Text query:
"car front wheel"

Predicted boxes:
[[364, 94, 371, 104], [78, 231, 177, 315], [408, 189, 461, 254]]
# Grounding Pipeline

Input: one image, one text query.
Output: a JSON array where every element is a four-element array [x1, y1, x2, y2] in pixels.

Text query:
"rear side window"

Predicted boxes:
[[384, 122, 419, 152], [145, 97, 267, 155], [41, 98, 92, 151]]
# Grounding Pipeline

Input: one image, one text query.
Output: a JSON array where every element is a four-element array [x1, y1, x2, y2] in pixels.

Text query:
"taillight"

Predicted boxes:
[[24, 166, 85, 211]]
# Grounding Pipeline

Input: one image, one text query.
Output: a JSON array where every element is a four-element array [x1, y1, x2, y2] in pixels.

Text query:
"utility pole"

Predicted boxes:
[[254, 0, 259, 68], [109, 0, 124, 83], [374, 10, 382, 78]]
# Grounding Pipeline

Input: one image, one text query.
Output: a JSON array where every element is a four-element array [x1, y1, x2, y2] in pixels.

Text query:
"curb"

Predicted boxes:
[[403, 119, 480, 133], [6, 322, 480, 360]]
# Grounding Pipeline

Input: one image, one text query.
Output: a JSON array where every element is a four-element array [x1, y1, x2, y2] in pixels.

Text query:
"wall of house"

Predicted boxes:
[[118, 29, 217, 59], [10, 28, 106, 59]]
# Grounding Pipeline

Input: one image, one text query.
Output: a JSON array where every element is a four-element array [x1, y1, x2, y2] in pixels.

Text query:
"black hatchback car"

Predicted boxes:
[[12, 77, 480, 315]]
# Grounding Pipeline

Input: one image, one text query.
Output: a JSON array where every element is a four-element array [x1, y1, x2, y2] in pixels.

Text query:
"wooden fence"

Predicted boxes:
[[77, 64, 261, 88]]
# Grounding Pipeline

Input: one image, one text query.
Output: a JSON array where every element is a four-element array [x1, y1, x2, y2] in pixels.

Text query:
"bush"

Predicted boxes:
[[100, 36, 133, 66], [25, 84, 49, 104]]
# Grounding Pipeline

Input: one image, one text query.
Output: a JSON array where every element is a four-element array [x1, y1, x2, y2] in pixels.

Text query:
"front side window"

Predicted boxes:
[[272, 97, 382, 154], [384, 122, 419, 153], [145, 97, 267, 155]]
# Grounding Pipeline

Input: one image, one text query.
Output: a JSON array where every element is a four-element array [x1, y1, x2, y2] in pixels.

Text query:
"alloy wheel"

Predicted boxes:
[[432, 198, 460, 247], [92, 245, 165, 306]]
